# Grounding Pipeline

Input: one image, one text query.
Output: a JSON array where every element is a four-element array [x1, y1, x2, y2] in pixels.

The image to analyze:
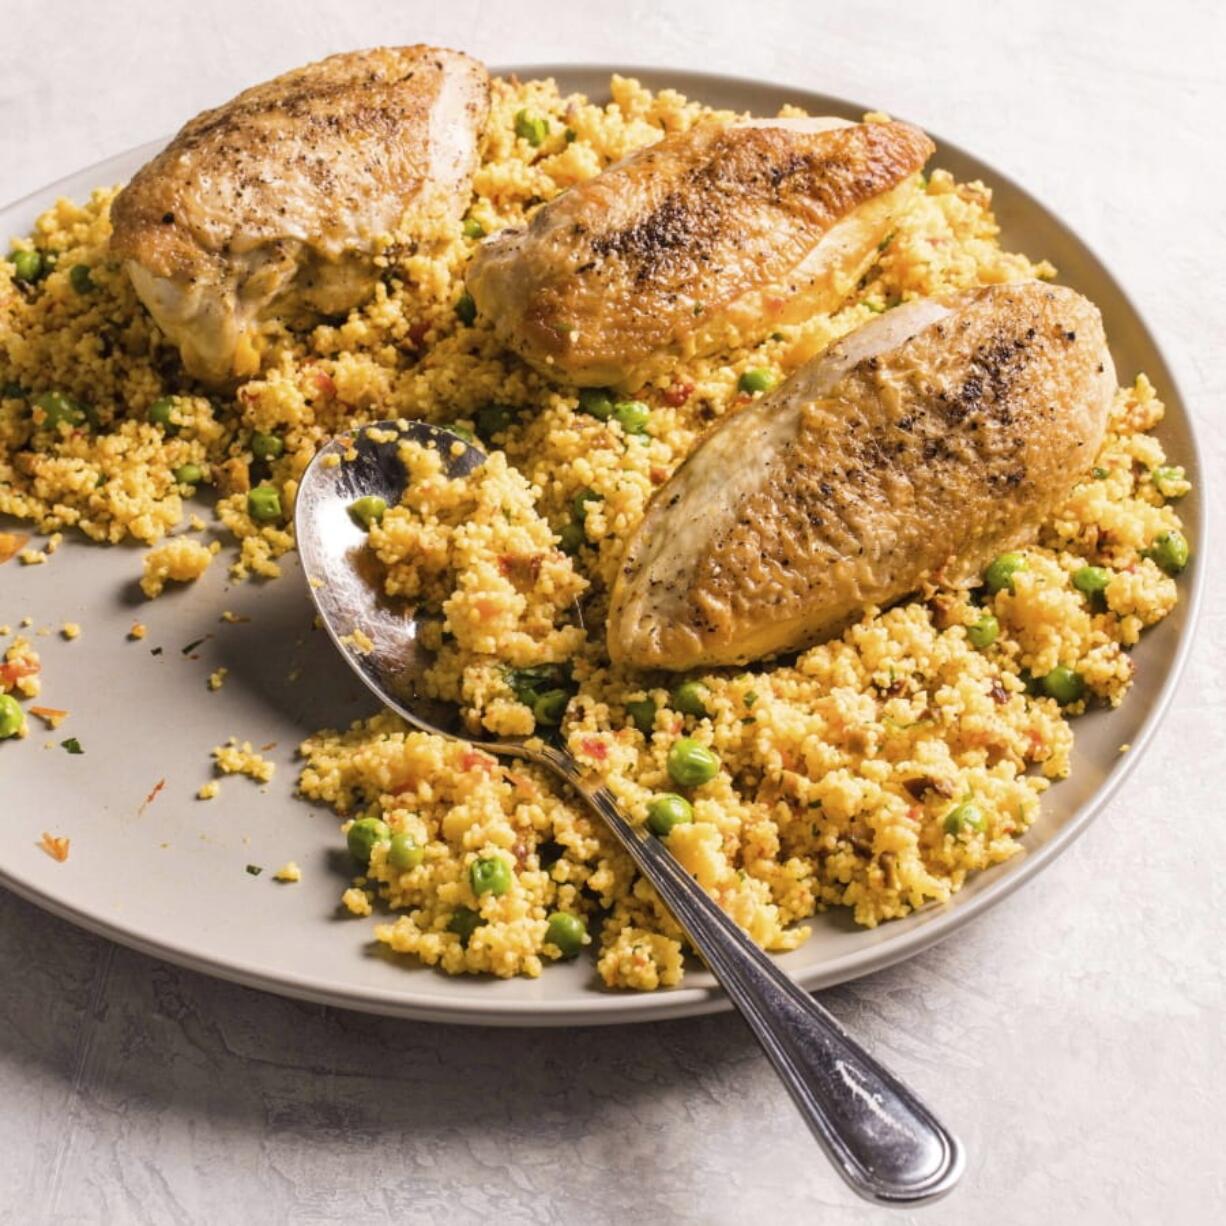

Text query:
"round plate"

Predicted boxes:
[[0, 66, 1205, 1026]]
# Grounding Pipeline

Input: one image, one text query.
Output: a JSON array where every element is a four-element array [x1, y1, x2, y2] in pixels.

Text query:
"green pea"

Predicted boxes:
[[0, 693, 23, 739], [943, 802, 986, 836], [544, 911, 587, 958], [250, 430, 284, 460], [69, 263, 95, 293], [455, 291, 477, 325], [646, 793, 694, 836], [985, 551, 1027, 594], [738, 368, 777, 395], [514, 109, 550, 146], [572, 488, 601, 521], [147, 396, 180, 432], [576, 387, 614, 420], [347, 815, 391, 865], [475, 403, 516, 439], [667, 737, 719, 788], [1148, 530, 1189, 575], [448, 905, 483, 945], [349, 495, 387, 530], [966, 614, 999, 650], [34, 390, 88, 430], [462, 217, 485, 239], [532, 688, 570, 726], [1151, 465, 1185, 497], [625, 697, 657, 737], [613, 400, 650, 435], [173, 463, 204, 486], [10, 249, 42, 282], [246, 484, 282, 522], [670, 679, 709, 717], [1042, 666, 1085, 705], [1072, 565, 1112, 596], [388, 832, 424, 871], [470, 854, 512, 897]]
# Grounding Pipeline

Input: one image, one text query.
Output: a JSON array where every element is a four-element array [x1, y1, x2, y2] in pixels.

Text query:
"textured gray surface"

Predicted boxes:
[[1, 0, 1223, 1222]]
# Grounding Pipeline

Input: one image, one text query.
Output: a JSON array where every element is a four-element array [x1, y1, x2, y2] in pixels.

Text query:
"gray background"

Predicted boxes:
[[2, 1, 1223, 1222]]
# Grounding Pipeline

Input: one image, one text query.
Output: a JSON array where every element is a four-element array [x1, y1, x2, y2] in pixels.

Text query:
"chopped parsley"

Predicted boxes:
[[181, 637, 208, 655], [60, 737, 83, 754], [245, 864, 263, 876]]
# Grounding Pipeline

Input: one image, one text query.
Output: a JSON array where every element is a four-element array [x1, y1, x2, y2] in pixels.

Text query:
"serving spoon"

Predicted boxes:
[[295, 420, 964, 1206]]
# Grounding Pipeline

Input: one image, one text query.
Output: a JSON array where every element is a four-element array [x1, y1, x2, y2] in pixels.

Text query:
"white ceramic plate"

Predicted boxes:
[[0, 66, 1205, 1026]]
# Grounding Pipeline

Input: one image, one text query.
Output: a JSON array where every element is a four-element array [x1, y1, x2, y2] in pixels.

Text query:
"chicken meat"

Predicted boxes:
[[607, 281, 1115, 670], [110, 46, 490, 385], [466, 116, 933, 390]]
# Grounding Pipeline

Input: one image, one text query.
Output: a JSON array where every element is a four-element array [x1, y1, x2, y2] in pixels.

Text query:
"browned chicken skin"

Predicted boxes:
[[466, 117, 934, 389], [110, 46, 490, 385], [607, 282, 1115, 670]]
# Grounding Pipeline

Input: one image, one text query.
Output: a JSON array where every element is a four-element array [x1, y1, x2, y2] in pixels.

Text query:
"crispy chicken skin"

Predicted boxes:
[[466, 117, 934, 390], [110, 46, 489, 385], [607, 282, 1115, 670]]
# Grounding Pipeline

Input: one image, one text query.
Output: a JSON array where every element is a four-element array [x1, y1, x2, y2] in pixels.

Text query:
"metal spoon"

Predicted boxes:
[[295, 420, 965, 1206]]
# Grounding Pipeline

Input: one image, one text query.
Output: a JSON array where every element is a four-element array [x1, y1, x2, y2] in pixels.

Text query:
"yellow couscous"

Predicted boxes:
[[0, 74, 1191, 989], [211, 738, 276, 784]]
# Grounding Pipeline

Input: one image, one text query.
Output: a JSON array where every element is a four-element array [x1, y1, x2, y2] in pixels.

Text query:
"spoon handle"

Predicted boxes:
[[538, 747, 964, 1205]]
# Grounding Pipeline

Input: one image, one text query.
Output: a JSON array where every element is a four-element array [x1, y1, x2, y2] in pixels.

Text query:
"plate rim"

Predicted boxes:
[[0, 62, 1207, 1026]]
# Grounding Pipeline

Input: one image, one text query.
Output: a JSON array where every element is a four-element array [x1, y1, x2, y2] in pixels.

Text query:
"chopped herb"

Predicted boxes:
[[181, 637, 207, 655], [505, 662, 572, 707], [743, 690, 758, 707], [150, 647, 163, 656], [1092, 466, 1109, 480], [245, 864, 263, 876], [60, 737, 83, 754], [741, 716, 756, 725], [877, 231, 896, 253], [455, 292, 477, 326], [564, 127, 577, 143], [692, 302, 704, 316]]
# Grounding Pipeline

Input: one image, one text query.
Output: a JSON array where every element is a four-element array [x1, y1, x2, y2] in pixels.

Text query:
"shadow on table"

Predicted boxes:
[[0, 884, 769, 1133]]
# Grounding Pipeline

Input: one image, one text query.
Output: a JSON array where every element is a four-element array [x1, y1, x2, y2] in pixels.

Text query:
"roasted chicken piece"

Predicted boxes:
[[110, 46, 489, 385], [607, 282, 1114, 670], [466, 117, 933, 390]]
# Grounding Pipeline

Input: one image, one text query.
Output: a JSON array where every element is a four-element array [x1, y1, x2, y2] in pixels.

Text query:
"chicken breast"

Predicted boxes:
[[466, 117, 933, 390], [110, 46, 490, 385], [607, 282, 1114, 670]]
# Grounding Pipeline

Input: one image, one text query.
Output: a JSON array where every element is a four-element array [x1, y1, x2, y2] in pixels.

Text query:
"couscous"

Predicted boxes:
[[0, 74, 1191, 989]]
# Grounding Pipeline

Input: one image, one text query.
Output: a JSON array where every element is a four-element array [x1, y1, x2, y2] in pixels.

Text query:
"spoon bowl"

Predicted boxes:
[[295, 420, 485, 738], [295, 419, 965, 1206]]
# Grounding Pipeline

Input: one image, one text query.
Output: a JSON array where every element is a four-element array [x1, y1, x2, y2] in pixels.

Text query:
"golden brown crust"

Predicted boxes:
[[608, 282, 1115, 669], [110, 45, 489, 280], [467, 119, 933, 387], [108, 45, 488, 384]]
